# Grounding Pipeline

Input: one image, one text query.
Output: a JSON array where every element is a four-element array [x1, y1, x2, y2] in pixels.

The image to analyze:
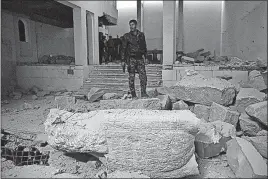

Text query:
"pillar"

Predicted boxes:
[[73, 7, 88, 66], [163, 0, 176, 67], [176, 0, 184, 52], [137, 0, 143, 32]]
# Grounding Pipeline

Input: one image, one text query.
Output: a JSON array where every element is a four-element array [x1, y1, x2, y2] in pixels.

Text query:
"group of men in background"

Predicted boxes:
[[99, 35, 123, 65]]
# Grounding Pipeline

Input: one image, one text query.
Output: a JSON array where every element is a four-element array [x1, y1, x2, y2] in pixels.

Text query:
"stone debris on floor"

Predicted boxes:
[[1, 57, 267, 178]]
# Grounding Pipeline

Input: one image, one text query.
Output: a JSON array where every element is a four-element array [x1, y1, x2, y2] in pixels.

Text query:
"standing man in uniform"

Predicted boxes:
[[121, 19, 149, 99]]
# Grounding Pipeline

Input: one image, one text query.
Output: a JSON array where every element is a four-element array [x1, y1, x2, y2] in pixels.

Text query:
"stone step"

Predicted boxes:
[[82, 83, 161, 88], [93, 64, 162, 69], [92, 68, 162, 73], [85, 78, 162, 84], [88, 75, 162, 80]]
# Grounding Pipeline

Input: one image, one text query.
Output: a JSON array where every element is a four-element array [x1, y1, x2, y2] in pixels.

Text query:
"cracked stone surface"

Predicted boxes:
[[235, 88, 266, 113], [239, 113, 261, 136], [171, 74, 236, 106], [245, 101, 267, 127]]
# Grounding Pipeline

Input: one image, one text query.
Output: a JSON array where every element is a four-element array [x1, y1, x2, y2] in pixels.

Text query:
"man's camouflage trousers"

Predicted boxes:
[[127, 57, 147, 97]]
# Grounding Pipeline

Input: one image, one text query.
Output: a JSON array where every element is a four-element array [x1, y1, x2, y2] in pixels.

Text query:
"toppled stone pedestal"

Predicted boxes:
[[172, 100, 189, 110], [171, 74, 236, 106], [45, 109, 201, 178], [156, 86, 177, 103], [245, 101, 267, 127], [87, 87, 105, 102], [99, 98, 162, 110], [226, 137, 267, 178], [248, 70, 267, 91], [156, 95, 172, 110], [235, 88, 266, 113]]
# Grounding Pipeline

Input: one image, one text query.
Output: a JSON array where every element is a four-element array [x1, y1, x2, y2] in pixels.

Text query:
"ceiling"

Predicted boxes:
[[2, 0, 73, 28]]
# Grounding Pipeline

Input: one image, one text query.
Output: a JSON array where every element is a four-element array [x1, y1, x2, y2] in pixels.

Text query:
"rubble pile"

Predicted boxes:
[[176, 48, 266, 71], [40, 69, 267, 178]]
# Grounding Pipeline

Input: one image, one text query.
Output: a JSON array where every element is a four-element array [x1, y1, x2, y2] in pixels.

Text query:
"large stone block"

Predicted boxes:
[[226, 137, 267, 178], [171, 74, 236, 106], [102, 93, 120, 100], [235, 88, 266, 113], [209, 102, 239, 127], [239, 113, 261, 136], [45, 109, 201, 178], [193, 104, 210, 121], [99, 99, 162, 110], [248, 70, 267, 91], [245, 101, 267, 127]]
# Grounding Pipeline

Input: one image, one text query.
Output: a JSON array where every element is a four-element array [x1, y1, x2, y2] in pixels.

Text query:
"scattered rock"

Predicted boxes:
[[32, 95, 38, 100], [210, 120, 236, 138], [172, 100, 189, 110], [248, 136, 267, 158], [226, 137, 267, 178], [45, 109, 201, 178], [87, 87, 105, 102], [48, 151, 103, 178], [108, 171, 150, 178], [248, 70, 267, 91], [171, 74, 236, 106], [256, 57, 267, 68], [156, 86, 177, 103], [245, 101, 267, 127], [257, 130, 268, 136], [54, 96, 76, 110], [147, 88, 158, 98], [20, 103, 34, 110], [156, 95, 172, 110], [102, 93, 119, 100], [36, 91, 51, 97], [235, 88, 266, 113], [193, 104, 210, 121], [99, 99, 162, 110], [30, 86, 40, 94], [236, 131, 243, 137], [209, 102, 240, 127], [239, 113, 261, 136], [12, 91, 22, 100], [33, 133, 48, 145], [216, 74, 232, 81]]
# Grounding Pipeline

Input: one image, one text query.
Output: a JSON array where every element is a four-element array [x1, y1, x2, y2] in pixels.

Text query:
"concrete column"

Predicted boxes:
[[137, 0, 143, 32], [73, 7, 87, 66], [176, 0, 184, 52], [163, 0, 176, 66]]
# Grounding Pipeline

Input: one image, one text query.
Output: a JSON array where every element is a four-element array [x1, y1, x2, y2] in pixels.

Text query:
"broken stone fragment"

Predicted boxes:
[[256, 57, 267, 68], [146, 88, 158, 98], [99, 98, 162, 110], [45, 109, 201, 178], [171, 74, 236, 106], [245, 101, 267, 127], [30, 86, 40, 94], [194, 123, 228, 159], [226, 137, 267, 178], [193, 104, 210, 121], [172, 100, 189, 110], [156, 86, 177, 103], [209, 102, 240, 127], [32, 95, 38, 100], [54, 96, 76, 110], [87, 87, 105, 102], [248, 136, 267, 158], [235, 88, 266, 113], [156, 95, 172, 110], [102, 93, 119, 100], [236, 131, 243, 137], [248, 70, 267, 91], [239, 113, 261, 136], [210, 120, 236, 138]]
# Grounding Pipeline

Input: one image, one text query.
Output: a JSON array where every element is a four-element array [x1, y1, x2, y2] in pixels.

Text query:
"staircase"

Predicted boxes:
[[81, 64, 163, 94]]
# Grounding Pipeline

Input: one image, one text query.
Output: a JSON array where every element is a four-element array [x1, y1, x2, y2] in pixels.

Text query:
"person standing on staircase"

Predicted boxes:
[[121, 19, 149, 99]]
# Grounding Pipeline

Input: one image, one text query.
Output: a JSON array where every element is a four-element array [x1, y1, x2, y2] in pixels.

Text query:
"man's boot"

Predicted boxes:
[[141, 88, 149, 98], [131, 91, 138, 100]]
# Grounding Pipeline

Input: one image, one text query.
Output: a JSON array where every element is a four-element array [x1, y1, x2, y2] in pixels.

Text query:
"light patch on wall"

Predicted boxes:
[[117, 1, 136, 9]]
